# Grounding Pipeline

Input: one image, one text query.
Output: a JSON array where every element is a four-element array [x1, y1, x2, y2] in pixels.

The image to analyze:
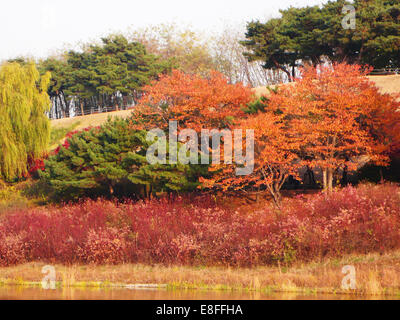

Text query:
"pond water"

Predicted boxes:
[[0, 286, 398, 300]]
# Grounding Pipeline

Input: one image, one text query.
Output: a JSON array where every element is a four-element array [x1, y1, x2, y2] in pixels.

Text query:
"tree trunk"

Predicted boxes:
[[270, 189, 281, 209], [143, 185, 147, 199], [322, 168, 328, 193], [379, 168, 384, 184], [323, 168, 334, 193], [244, 63, 254, 87], [267, 180, 282, 209], [61, 91, 69, 118], [59, 96, 66, 118], [327, 168, 333, 193], [272, 59, 292, 82]]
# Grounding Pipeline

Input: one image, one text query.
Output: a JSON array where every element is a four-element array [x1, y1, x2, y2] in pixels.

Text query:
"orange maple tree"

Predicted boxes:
[[202, 109, 300, 207], [130, 69, 253, 131], [129, 64, 399, 200], [204, 63, 400, 201], [266, 63, 400, 193]]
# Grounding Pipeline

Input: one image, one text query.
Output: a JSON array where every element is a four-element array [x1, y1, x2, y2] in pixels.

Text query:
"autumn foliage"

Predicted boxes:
[[204, 63, 400, 199], [203, 105, 301, 205], [4, 64, 400, 267], [1, 184, 400, 266], [268, 63, 400, 192], [131, 69, 254, 131]]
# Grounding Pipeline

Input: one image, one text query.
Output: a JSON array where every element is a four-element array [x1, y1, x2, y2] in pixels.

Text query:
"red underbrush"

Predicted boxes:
[[0, 184, 399, 266]]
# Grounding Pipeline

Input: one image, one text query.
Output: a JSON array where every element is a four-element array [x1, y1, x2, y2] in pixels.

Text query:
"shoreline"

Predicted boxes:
[[1, 250, 400, 297]]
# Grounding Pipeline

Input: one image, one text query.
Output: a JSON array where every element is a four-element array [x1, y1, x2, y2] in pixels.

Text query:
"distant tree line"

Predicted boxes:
[[7, 0, 400, 119], [10, 24, 294, 119], [37, 35, 172, 119], [241, 0, 400, 80]]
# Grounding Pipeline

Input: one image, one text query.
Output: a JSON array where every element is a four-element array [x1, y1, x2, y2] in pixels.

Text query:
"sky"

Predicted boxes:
[[0, 0, 327, 60]]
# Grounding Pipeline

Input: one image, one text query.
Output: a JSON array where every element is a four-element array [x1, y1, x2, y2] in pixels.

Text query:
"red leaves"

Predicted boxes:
[[214, 62, 400, 194], [78, 227, 131, 264], [1, 184, 400, 266], [27, 156, 46, 177]]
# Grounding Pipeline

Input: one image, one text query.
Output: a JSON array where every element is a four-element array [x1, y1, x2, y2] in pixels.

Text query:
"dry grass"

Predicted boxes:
[[49, 109, 134, 149], [253, 75, 400, 98], [2, 250, 400, 296], [368, 75, 400, 95], [50, 109, 133, 130], [252, 83, 292, 97]]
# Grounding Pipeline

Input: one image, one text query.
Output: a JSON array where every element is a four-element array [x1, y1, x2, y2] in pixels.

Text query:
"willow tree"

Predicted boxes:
[[0, 62, 51, 181]]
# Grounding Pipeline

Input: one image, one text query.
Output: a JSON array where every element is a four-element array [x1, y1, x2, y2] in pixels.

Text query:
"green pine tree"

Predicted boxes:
[[242, 0, 400, 71], [40, 118, 207, 200]]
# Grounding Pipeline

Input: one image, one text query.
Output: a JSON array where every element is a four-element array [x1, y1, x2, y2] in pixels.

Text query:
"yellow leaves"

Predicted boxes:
[[0, 62, 51, 181]]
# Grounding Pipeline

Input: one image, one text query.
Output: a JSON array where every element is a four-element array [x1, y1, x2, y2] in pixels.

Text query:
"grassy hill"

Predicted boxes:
[[49, 109, 133, 150], [254, 74, 400, 98], [368, 75, 400, 95], [51, 109, 133, 130]]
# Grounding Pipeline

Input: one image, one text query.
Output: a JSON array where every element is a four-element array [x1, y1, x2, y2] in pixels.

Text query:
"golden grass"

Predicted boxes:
[[1, 250, 400, 296], [48, 109, 134, 149], [368, 75, 400, 95], [253, 75, 400, 98], [50, 109, 133, 130]]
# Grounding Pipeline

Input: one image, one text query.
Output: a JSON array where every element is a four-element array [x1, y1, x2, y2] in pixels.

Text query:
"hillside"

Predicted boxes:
[[368, 75, 400, 95], [51, 109, 133, 130], [254, 74, 400, 97]]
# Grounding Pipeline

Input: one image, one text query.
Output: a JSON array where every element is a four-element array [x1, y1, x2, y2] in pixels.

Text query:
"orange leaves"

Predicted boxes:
[[268, 63, 400, 173], [204, 100, 300, 204], [133, 70, 254, 131], [129, 64, 399, 198], [205, 63, 400, 198]]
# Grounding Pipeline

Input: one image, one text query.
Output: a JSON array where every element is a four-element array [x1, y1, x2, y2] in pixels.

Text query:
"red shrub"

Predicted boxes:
[[0, 232, 27, 266], [78, 227, 131, 264], [0, 184, 399, 266], [26, 155, 47, 178]]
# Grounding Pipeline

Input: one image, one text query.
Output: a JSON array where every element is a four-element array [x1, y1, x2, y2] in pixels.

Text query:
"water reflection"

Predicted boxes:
[[0, 286, 398, 300]]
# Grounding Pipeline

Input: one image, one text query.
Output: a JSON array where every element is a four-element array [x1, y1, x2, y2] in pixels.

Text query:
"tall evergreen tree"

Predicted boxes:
[[39, 34, 172, 118], [242, 0, 400, 72], [38, 57, 71, 119]]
